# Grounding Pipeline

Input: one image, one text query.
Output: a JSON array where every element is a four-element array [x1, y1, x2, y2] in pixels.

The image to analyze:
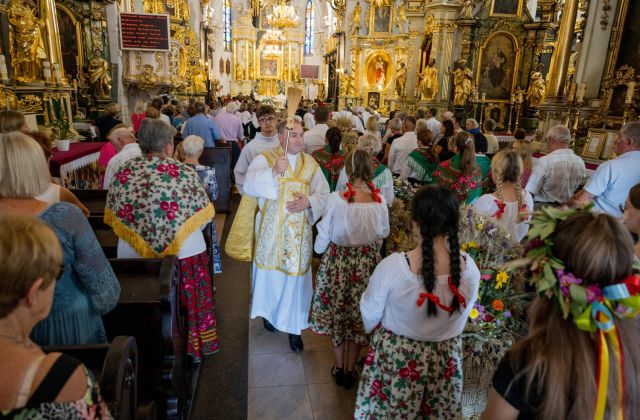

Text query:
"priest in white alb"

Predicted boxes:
[[243, 119, 329, 351]]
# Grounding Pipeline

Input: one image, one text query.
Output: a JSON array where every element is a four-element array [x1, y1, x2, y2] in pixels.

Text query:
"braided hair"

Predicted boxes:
[[492, 149, 526, 221], [411, 185, 462, 316]]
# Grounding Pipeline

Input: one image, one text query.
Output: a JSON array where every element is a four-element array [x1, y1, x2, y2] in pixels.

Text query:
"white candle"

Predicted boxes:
[[43, 68, 52, 79], [576, 81, 587, 102], [481, 92, 486, 102], [0, 55, 5, 64], [42, 61, 50, 68], [54, 69, 62, 82], [52, 63, 60, 71], [626, 82, 635, 104]]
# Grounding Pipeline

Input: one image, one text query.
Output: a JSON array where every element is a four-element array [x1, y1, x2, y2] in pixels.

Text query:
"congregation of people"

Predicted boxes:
[[1, 93, 640, 419]]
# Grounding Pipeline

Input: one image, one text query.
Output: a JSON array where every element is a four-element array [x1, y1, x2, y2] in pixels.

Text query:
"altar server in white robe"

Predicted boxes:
[[244, 119, 330, 351], [233, 105, 280, 194]]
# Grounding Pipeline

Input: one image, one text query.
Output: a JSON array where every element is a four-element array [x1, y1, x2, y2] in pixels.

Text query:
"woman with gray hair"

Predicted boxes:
[[182, 134, 222, 274], [335, 134, 395, 204], [105, 119, 220, 362]]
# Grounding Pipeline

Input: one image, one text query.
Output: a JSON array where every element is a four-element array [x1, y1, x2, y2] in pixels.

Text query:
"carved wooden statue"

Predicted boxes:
[[418, 59, 438, 100], [235, 63, 244, 80], [350, 2, 362, 35], [88, 57, 112, 99], [2, 0, 47, 83], [451, 60, 473, 106], [394, 62, 407, 97], [526, 64, 546, 107]]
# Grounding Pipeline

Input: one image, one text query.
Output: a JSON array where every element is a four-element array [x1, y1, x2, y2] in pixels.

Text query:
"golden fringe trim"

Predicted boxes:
[[104, 203, 215, 258]]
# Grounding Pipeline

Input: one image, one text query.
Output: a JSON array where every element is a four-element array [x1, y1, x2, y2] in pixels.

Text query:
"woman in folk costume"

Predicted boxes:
[[105, 119, 218, 361], [400, 126, 440, 185], [312, 127, 345, 192], [433, 130, 483, 204], [336, 134, 395, 204], [473, 149, 533, 242], [356, 186, 480, 418], [482, 210, 640, 419], [309, 149, 390, 389]]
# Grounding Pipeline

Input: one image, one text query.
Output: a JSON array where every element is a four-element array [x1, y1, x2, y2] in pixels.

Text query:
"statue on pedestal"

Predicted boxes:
[[418, 59, 438, 100], [394, 62, 407, 97], [350, 2, 362, 35], [450, 59, 473, 106], [248, 62, 255, 80], [138, 64, 157, 91], [88, 57, 112, 99], [235, 63, 244, 80], [292, 66, 300, 83], [526, 63, 546, 107], [3, 0, 47, 83]]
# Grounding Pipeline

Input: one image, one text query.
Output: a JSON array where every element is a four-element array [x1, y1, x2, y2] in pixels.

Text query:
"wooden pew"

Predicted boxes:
[[44, 336, 140, 420], [104, 256, 195, 419], [89, 215, 117, 258], [70, 189, 107, 216], [199, 146, 231, 213]]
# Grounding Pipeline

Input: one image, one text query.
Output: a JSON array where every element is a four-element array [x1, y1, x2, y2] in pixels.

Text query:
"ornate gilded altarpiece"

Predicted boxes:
[[588, 0, 639, 129], [0, 0, 112, 125]]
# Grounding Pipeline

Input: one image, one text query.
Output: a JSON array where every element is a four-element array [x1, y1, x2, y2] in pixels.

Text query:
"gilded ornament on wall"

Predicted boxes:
[[17, 94, 42, 113], [138, 64, 158, 90], [88, 57, 112, 99]]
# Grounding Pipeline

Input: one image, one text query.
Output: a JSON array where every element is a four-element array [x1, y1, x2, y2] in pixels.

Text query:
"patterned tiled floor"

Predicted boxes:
[[247, 317, 359, 420]]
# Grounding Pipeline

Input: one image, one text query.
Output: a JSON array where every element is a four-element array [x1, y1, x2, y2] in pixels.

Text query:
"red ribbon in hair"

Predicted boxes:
[[367, 182, 382, 203], [448, 277, 467, 308], [344, 182, 356, 201], [494, 199, 506, 220], [416, 292, 453, 313], [622, 274, 640, 294]]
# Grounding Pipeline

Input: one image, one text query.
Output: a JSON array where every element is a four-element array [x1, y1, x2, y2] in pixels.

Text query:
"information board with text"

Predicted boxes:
[[120, 13, 170, 51]]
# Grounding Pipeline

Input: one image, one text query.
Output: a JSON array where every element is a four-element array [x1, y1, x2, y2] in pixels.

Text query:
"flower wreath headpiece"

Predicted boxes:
[[518, 206, 640, 420]]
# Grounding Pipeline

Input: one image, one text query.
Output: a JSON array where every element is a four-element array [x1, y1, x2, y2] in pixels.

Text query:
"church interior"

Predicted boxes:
[[0, 0, 639, 419]]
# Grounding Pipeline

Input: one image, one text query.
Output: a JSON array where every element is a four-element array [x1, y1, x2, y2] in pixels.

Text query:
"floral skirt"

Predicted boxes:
[[354, 327, 463, 419], [309, 242, 380, 347], [178, 252, 219, 361]]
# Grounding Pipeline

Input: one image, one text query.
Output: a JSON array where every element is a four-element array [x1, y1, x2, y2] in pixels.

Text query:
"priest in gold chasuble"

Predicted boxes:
[[244, 120, 329, 351]]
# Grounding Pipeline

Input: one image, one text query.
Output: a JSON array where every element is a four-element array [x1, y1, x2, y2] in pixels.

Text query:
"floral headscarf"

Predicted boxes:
[[105, 156, 214, 258]]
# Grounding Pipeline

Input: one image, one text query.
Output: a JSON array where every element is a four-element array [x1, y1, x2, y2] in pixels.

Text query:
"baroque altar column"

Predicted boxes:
[[538, 0, 579, 131], [40, 0, 66, 85]]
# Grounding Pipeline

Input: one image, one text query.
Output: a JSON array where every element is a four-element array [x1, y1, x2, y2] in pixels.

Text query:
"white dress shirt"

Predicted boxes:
[[360, 252, 480, 341], [525, 148, 586, 204], [234, 132, 280, 194], [314, 192, 389, 253], [426, 117, 442, 140], [303, 123, 329, 154], [388, 131, 418, 174], [584, 150, 640, 217], [103, 143, 142, 189], [303, 112, 315, 130]]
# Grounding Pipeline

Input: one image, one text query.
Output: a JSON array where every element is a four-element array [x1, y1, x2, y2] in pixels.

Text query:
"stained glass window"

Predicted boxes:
[[304, 0, 314, 55], [224, 0, 232, 51]]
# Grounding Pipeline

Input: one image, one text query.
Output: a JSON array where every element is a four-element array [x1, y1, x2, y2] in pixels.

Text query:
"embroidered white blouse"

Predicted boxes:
[[314, 191, 390, 253], [360, 252, 480, 342], [472, 192, 534, 242]]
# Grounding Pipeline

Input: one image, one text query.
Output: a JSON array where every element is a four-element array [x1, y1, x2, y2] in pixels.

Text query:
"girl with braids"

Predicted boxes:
[[473, 149, 533, 242], [511, 130, 533, 188], [356, 186, 480, 418], [311, 127, 345, 192], [335, 134, 395, 204], [310, 149, 389, 390], [433, 131, 483, 204]]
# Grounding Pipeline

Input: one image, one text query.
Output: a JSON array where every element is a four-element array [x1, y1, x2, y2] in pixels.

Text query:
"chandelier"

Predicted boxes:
[[263, 29, 286, 45], [263, 43, 282, 59], [266, 0, 299, 28]]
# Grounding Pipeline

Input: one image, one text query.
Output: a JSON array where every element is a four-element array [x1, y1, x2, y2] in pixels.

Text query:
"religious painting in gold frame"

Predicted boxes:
[[364, 51, 392, 91], [582, 129, 607, 160], [368, 1, 393, 34], [484, 103, 507, 131], [476, 31, 520, 102], [56, 4, 84, 80], [600, 130, 619, 160], [489, 0, 522, 17]]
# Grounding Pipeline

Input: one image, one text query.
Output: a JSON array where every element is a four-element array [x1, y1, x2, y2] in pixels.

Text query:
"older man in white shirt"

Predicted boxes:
[[303, 106, 330, 154], [525, 125, 586, 207], [425, 107, 442, 140], [103, 127, 140, 189], [387, 116, 418, 175]]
